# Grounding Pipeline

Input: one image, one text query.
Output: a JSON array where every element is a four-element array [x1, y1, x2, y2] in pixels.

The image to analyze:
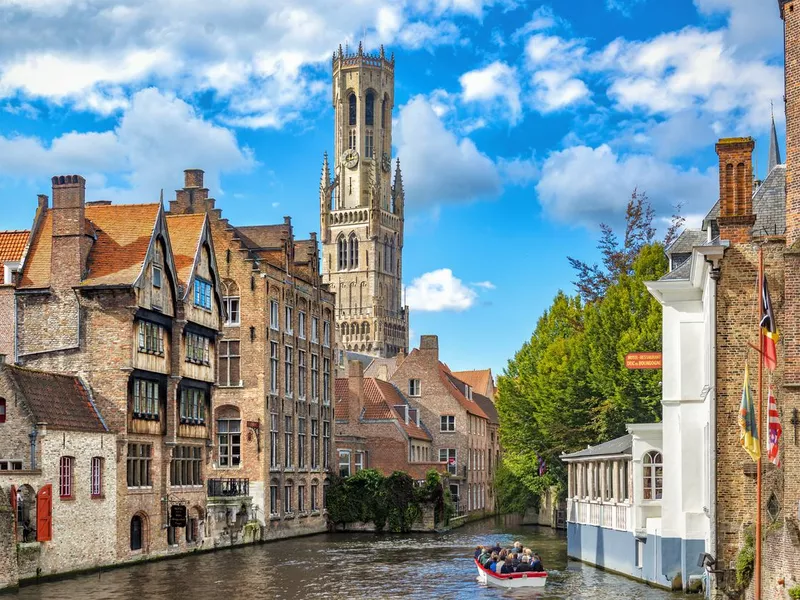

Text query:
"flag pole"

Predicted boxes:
[[755, 247, 764, 600]]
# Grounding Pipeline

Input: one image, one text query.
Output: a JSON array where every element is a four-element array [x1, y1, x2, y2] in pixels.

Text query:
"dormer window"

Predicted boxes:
[[152, 265, 162, 288], [465, 385, 472, 401]]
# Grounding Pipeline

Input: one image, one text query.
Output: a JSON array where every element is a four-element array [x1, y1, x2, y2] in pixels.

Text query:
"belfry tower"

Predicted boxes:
[[320, 43, 409, 358]]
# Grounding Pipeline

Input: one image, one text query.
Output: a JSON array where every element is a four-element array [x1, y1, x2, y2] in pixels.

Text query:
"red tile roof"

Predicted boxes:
[[3, 364, 107, 432], [165, 214, 206, 288], [335, 377, 431, 441], [451, 369, 494, 396], [0, 230, 30, 264], [19, 204, 160, 289], [440, 362, 488, 419]]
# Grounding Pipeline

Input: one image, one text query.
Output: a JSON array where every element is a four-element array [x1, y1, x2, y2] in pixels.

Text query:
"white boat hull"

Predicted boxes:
[[475, 559, 547, 589]]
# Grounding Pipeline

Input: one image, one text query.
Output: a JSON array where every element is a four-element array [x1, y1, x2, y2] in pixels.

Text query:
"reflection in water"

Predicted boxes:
[[12, 515, 679, 600]]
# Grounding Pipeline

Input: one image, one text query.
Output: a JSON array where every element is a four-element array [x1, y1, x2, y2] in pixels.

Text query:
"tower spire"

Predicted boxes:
[[768, 102, 782, 174]]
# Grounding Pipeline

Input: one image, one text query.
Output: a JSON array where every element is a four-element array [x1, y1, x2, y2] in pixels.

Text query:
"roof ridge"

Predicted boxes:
[[6, 364, 79, 380], [0, 229, 31, 234], [85, 202, 160, 208]]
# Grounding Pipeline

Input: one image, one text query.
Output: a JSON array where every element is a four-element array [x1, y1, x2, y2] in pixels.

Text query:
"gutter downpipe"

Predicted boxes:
[[708, 264, 719, 600]]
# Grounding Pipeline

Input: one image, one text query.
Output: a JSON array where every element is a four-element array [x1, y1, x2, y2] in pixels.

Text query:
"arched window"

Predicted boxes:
[[59, 456, 74, 499], [348, 93, 357, 126], [642, 451, 662, 500], [222, 279, 240, 326], [131, 514, 144, 551], [337, 236, 348, 271], [381, 95, 388, 128], [349, 234, 359, 269], [362, 322, 370, 336], [216, 405, 241, 468], [365, 91, 375, 126], [342, 323, 349, 336], [16, 485, 36, 542]]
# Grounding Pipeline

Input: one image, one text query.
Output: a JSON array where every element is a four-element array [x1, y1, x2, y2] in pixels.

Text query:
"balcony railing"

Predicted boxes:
[[567, 498, 630, 532], [207, 478, 250, 498]]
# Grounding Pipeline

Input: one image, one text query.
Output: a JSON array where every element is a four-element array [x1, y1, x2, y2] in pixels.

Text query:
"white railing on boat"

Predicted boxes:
[[567, 498, 631, 532]]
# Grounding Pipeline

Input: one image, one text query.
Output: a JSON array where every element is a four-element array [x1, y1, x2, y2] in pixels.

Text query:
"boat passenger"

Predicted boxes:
[[479, 549, 492, 566], [486, 553, 499, 572], [474, 546, 483, 559], [515, 555, 532, 572], [500, 557, 515, 575], [491, 542, 502, 553], [531, 554, 544, 572], [511, 552, 521, 569]]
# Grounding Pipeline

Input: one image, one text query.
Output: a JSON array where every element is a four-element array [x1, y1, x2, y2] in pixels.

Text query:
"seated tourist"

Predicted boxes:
[[500, 557, 515, 575], [491, 541, 502, 553], [531, 554, 545, 572], [474, 546, 483, 560], [516, 555, 532, 572], [511, 552, 521, 568], [479, 548, 491, 565], [486, 553, 499, 572]]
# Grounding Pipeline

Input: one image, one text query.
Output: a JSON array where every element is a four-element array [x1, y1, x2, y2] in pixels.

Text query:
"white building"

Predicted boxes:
[[565, 222, 724, 593]]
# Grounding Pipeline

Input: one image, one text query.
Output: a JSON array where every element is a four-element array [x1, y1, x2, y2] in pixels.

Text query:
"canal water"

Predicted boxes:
[[12, 516, 679, 600]]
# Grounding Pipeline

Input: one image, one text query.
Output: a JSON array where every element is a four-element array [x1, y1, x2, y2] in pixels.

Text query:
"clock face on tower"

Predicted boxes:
[[342, 149, 359, 169], [381, 152, 391, 173]]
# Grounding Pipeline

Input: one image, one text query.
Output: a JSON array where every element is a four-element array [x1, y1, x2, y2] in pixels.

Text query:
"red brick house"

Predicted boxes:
[[0, 228, 33, 361], [334, 360, 439, 479]]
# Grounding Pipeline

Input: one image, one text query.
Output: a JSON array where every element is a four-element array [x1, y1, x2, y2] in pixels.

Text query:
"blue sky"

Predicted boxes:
[[0, 0, 785, 376]]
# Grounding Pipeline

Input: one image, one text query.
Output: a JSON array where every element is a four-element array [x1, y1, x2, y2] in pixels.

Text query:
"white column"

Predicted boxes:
[[613, 461, 620, 502], [600, 462, 607, 501], [568, 463, 574, 497]]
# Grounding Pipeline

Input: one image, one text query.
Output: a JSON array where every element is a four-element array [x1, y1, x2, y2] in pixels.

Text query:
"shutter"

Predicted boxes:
[[36, 484, 52, 542]]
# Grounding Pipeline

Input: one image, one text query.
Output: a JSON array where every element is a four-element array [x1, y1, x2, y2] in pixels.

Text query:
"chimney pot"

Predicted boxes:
[[284, 216, 292, 226], [419, 335, 439, 362], [37, 194, 48, 210]]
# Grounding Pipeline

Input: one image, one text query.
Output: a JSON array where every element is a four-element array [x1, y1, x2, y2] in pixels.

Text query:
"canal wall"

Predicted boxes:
[[522, 487, 566, 530], [332, 504, 437, 533], [0, 487, 19, 591]]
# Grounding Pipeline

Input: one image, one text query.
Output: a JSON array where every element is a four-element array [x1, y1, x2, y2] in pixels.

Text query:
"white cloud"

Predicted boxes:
[[0, 88, 254, 199], [533, 70, 591, 112], [406, 268, 478, 312], [0, 0, 487, 126], [693, 0, 782, 58], [497, 154, 539, 186], [605, 0, 646, 16], [524, 33, 591, 112], [394, 95, 502, 205], [472, 281, 496, 290], [459, 61, 522, 122], [535, 144, 717, 227]]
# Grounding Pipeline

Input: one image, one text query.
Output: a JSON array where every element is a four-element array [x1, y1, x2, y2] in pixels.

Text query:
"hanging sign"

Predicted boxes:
[[625, 352, 662, 370], [170, 505, 187, 528]]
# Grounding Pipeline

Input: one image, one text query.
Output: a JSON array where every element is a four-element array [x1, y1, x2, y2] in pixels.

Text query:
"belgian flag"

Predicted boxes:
[[761, 274, 779, 372]]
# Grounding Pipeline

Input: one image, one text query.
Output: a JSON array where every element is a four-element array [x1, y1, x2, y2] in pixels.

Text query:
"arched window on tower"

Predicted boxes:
[[384, 236, 390, 272], [337, 235, 348, 271], [381, 95, 388, 128], [349, 234, 359, 269], [348, 93, 357, 126], [365, 92, 375, 126]]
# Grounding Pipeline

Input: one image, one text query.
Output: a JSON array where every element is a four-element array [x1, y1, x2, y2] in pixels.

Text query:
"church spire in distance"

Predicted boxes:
[[768, 103, 782, 174]]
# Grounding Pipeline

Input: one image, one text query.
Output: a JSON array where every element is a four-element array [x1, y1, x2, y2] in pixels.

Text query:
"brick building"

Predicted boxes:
[[168, 169, 335, 539], [0, 228, 32, 361], [335, 359, 440, 479], [0, 364, 117, 588], [452, 369, 496, 401], [12, 175, 225, 561], [389, 335, 492, 516]]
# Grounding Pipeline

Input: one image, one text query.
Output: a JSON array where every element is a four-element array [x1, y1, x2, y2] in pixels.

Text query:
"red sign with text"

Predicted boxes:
[[625, 352, 662, 370]]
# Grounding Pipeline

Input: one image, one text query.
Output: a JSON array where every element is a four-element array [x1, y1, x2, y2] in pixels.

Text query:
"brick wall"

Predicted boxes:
[[0, 286, 14, 360]]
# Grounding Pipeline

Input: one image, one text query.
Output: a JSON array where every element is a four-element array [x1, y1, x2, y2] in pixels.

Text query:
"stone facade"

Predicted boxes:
[[12, 175, 226, 564], [389, 335, 492, 516], [0, 365, 117, 588], [320, 45, 409, 358], [168, 169, 335, 539]]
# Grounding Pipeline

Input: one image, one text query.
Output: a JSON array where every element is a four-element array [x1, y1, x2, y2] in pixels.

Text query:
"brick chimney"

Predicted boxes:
[[783, 0, 800, 245], [50, 175, 88, 288], [347, 359, 364, 423], [715, 138, 756, 243], [419, 335, 439, 362], [168, 169, 215, 215]]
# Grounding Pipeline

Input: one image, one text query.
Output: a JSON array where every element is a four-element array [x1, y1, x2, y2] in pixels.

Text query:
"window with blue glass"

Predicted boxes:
[[194, 278, 212, 310]]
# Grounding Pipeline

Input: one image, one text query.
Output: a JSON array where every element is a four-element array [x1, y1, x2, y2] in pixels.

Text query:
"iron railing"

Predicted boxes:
[[207, 478, 250, 498]]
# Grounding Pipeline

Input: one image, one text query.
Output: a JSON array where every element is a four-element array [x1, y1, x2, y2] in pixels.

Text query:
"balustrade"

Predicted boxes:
[[566, 498, 631, 532]]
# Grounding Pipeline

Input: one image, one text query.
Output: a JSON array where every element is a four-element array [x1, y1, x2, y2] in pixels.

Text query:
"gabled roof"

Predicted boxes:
[[19, 203, 161, 289], [0, 230, 30, 264], [752, 165, 786, 237], [440, 362, 488, 419], [665, 228, 705, 256], [3, 364, 107, 433], [363, 355, 402, 380], [335, 377, 431, 441], [472, 391, 499, 425], [165, 213, 206, 289], [451, 369, 494, 396], [561, 434, 632, 461], [659, 255, 693, 281]]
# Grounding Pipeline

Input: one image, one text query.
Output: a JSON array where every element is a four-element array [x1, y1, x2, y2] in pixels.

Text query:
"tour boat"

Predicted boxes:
[[475, 559, 548, 589]]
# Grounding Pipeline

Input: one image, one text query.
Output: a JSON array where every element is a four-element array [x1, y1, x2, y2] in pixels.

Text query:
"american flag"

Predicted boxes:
[[767, 387, 782, 467]]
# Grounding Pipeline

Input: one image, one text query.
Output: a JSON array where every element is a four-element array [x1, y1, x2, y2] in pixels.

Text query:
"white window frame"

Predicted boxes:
[[355, 451, 364, 472], [270, 300, 280, 331], [270, 342, 279, 393], [440, 415, 455, 432], [312, 317, 319, 343], [284, 485, 293, 514], [439, 448, 457, 475], [338, 450, 351, 478], [323, 321, 330, 347], [298, 311, 306, 339], [223, 296, 240, 326], [285, 305, 293, 335], [409, 379, 421, 397], [285, 345, 293, 397]]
